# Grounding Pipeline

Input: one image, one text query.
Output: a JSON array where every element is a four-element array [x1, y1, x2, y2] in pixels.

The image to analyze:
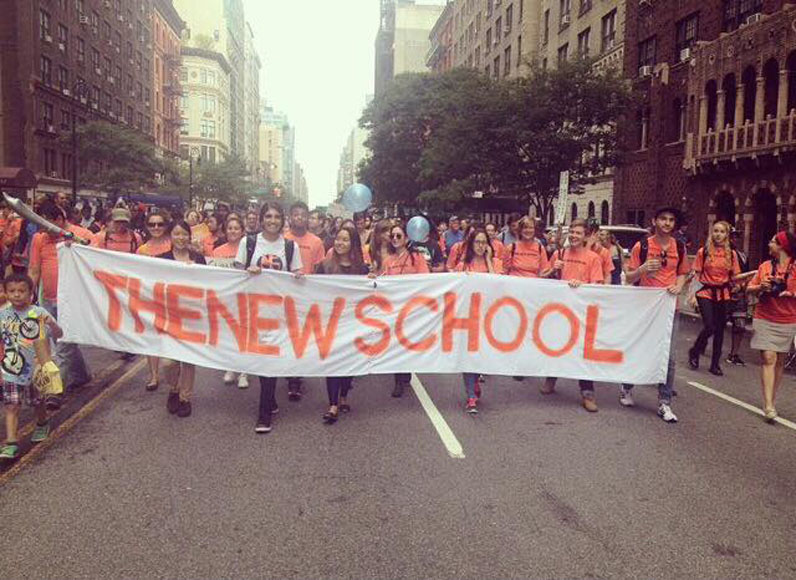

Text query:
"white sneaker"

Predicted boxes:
[[658, 403, 678, 423], [223, 371, 235, 384], [619, 386, 635, 407], [237, 374, 249, 389]]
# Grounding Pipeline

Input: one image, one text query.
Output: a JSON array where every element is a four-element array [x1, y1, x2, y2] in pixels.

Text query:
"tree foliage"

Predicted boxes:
[[359, 60, 632, 222], [193, 155, 253, 204]]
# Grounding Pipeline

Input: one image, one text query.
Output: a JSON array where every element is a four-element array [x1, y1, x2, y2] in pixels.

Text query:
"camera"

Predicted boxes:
[[760, 277, 787, 302]]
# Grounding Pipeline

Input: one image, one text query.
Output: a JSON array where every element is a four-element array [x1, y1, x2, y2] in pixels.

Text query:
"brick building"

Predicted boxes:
[[0, 0, 161, 198], [616, 0, 796, 266], [152, 0, 183, 157]]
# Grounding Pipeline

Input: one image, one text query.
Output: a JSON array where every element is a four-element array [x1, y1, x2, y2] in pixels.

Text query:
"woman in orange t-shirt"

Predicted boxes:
[[375, 223, 429, 397], [366, 218, 393, 274], [455, 228, 501, 415], [201, 215, 223, 256], [503, 216, 550, 277], [747, 231, 796, 421], [687, 221, 741, 376]]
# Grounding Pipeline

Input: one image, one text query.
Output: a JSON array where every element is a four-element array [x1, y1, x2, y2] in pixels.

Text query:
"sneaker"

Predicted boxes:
[[726, 354, 746, 367], [45, 394, 62, 411], [581, 396, 598, 413], [539, 380, 556, 395], [466, 398, 478, 414], [176, 400, 192, 418], [619, 386, 635, 407], [658, 403, 678, 423], [271, 403, 279, 415], [237, 374, 249, 389], [688, 348, 699, 370], [166, 392, 180, 414], [31, 422, 50, 443], [708, 365, 723, 376], [223, 371, 235, 384], [0, 443, 19, 460], [255, 421, 272, 434]]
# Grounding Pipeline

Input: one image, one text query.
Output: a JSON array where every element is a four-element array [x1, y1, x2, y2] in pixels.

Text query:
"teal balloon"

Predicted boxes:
[[407, 216, 430, 242], [343, 183, 373, 213]]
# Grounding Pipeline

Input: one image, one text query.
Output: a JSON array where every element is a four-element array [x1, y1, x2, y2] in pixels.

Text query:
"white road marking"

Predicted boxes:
[[410, 374, 465, 459], [687, 381, 796, 431]]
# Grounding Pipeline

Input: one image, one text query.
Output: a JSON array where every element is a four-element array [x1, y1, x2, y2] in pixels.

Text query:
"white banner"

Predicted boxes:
[[58, 245, 675, 383]]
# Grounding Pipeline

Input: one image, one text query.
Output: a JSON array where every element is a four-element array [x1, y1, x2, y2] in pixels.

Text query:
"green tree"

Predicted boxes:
[[193, 155, 254, 204], [66, 121, 173, 194]]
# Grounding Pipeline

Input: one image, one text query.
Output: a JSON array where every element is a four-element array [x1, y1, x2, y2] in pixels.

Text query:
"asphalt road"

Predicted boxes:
[[0, 319, 794, 580]]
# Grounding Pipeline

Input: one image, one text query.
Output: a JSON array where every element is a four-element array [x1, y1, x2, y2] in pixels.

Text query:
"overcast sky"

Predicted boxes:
[[242, 0, 380, 208]]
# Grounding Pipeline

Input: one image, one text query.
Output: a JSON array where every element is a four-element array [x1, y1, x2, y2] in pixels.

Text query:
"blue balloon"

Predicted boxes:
[[406, 215, 431, 243], [343, 183, 373, 213]]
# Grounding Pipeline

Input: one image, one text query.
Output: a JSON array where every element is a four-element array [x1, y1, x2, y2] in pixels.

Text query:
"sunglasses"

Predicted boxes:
[[148, 222, 165, 227], [660, 250, 668, 268], [391, 233, 405, 240]]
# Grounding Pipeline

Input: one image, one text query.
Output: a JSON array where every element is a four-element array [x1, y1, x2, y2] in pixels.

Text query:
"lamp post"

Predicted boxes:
[[70, 79, 91, 203], [187, 146, 200, 208]]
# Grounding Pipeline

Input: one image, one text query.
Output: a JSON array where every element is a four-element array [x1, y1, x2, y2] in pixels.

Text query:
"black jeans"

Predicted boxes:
[[394, 373, 411, 385], [258, 377, 278, 424], [694, 297, 728, 367], [326, 377, 353, 406]]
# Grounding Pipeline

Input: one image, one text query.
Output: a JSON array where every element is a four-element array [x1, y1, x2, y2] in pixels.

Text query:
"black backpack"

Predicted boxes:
[[243, 234, 295, 270], [636, 236, 686, 285]]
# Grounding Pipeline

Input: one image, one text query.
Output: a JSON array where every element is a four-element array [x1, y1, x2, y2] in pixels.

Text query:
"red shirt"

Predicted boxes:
[[551, 247, 604, 284], [629, 236, 690, 288], [693, 247, 741, 301], [285, 231, 326, 275], [504, 240, 550, 277], [382, 251, 430, 275], [751, 259, 796, 323]]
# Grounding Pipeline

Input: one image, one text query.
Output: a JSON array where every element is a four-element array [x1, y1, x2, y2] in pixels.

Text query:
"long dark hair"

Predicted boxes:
[[370, 218, 394, 272], [321, 225, 365, 274], [463, 227, 494, 266]]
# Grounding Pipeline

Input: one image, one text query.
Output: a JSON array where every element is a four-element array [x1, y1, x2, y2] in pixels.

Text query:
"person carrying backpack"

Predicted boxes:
[[687, 221, 742, 376], [621, 207, 690, 423], [234, 202, 302, 435]]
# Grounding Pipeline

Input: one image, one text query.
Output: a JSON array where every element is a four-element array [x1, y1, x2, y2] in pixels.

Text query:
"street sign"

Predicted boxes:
[[555, 170, 569, 225]]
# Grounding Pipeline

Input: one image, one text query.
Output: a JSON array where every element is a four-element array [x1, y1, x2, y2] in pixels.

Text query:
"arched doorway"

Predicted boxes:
[[706, 80, 718, 130], [715, 191, 735, 226], [751, 189, 778, 266], [763, 58, 779, 119], [588, 201, 595, 219], [571, 203, 578, 221], [600, 200, 609, 224]]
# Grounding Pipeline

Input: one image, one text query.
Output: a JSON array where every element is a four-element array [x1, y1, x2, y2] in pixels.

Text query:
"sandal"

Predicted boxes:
[[145, 380, 159, 392], [322, 411, 339, 424], [339, 403, 351, 413]]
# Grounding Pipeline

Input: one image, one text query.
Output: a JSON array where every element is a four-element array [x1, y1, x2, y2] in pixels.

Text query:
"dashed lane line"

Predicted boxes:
[[687, 380, 796, 431], [410, 374, 465, 459], [0, 358, 147, 486]]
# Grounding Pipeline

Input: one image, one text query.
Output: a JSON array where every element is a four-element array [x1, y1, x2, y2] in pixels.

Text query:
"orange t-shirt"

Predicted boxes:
[[590, 243, 615, 281], [92, 230, 142, 253], [693, 247, 741, 301], [286, 231, 326, 275], [67, 223, 94, 244], [382, 251, 430, 275], [137, 237, 172, 257], [455, 256, 502, 273], [490, 239, 505, 261], [751, 259, 796, 323], [551, 247, 604, 284], [30, 232, 59, 301], [446, 241, 465, 271], [191, 223, 210, 244], [325, 245, 372, 265], [2, 217, 22, 248], [504, 240, 550, 277], [201, 234, 221, 257], [212, 240, 241, 259], [628, 236, 690, 288]]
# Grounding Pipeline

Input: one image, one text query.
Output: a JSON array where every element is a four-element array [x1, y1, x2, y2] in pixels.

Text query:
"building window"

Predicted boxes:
[[41, 102, 54, 127], [579, 0, 592, 15], [209, 147, 217, 164], [43, 148, 57, 175], [58, 24, 68, 51], [638, 36, 656, 69], [77, 37, 85, 62], [571, 202, 578, 221], [60, 109, 71, 130], [57, 66, 68, 90], [669, 98, 685, 142], [519, 0, 523, 21], [559, 0, 571, 28], [504, 45, 511, 75], [722, 0, 763, 32], [180, 67, 188, 82], [600, 200, 609, 224], [495, 17, 502, 41], [39, 10, 51, 41], [577, 28, 590, 58], [486, 28, 492, 53], [493, 55, 500, 79], [91, 48, 100, 71], [675, 13, 699, 61], [126, 106, 133, 124], [516, 35, 522, 67], [557, 43, 568, 65], [505, 4, 513, 36], [40, 56, 52, 86], [601, 9, 616, 53]]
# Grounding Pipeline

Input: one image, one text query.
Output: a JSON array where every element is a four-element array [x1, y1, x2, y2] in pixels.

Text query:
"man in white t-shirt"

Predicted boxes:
[[235, 202, 302, 435]]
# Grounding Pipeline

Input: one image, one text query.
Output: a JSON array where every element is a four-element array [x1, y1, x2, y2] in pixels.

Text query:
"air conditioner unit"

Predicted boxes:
[[108, 76, 115, 84], [561, 13, 571, 26], [605, 38, 615, 50], [95, 67, 102, 75], [638, 65, 653, 76], [80, 96, 87, 104], [129, 58, 134, 65], [146, 43, 152, 50], [128, 22, 132, 29], [115, 46, 120, 53], [145, 100, 150, 107], [58, 42, 66, 51], [109, 111, 116, 118], [79, 15, 89, 25], [44, 34, 52, 43], [63, 88, 71, 96], [118, 14, 124, 22], [91, 103, 98, 109], [679, 47, 691, 61], [129, 91, 136, 97], [91, 26, 98, 35], [745, 13, 762, 25], [104, 0, 110, 7]]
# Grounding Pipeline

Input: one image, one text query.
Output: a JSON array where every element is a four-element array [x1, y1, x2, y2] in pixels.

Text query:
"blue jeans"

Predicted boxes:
[[326, 377, 352, 406], [623, 312, 678, 404], [43, 301, 91, 389], [463, 373, 479, 398]]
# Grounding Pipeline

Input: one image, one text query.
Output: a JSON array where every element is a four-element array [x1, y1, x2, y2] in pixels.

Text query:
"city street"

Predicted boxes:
[[0, 318, 794, 579]]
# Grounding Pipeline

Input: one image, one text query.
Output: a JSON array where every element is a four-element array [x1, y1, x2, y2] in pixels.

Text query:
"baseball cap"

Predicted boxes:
[[111, 208, 131, 222]]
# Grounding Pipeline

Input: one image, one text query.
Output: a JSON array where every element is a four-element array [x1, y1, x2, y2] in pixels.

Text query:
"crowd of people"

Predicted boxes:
[[0, 192, 793, 455]]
